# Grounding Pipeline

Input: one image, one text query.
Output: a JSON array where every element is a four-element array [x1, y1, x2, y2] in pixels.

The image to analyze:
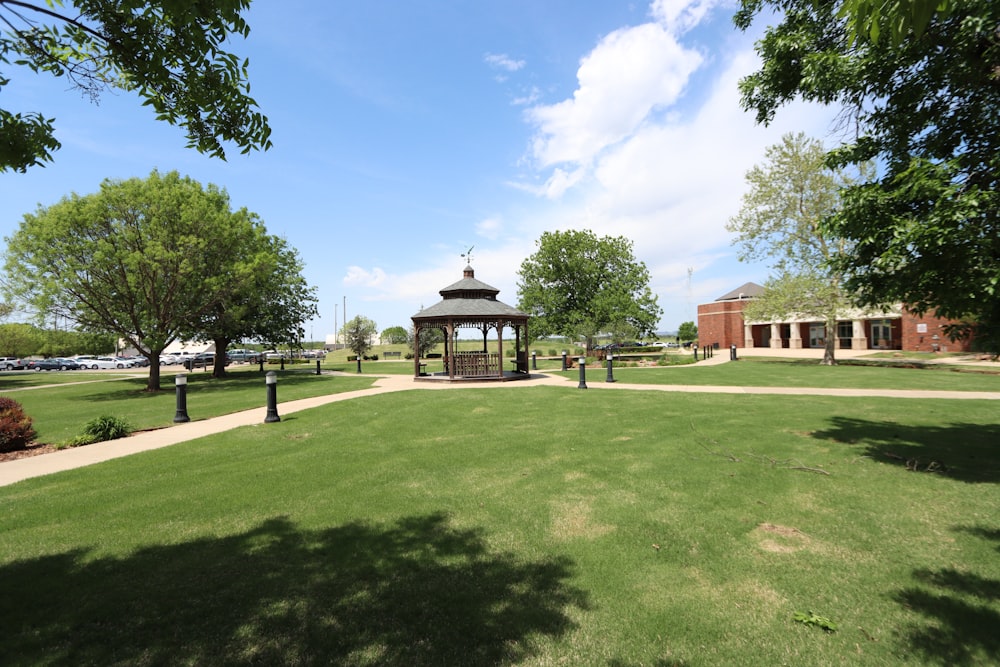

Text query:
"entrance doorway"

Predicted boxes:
[[871, 320, 893, 349]]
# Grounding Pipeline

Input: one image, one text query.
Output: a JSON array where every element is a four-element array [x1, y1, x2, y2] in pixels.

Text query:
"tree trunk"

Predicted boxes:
[[213, 338, 231, 378], [146, 354, 162, 391], [822, 316, 837, 366]]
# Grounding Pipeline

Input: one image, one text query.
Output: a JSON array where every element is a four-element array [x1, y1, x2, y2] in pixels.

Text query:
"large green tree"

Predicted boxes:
[[728, 133, 859, 364], [4, 170, 262, 390], [183, 233, 318, 378], [0, 0, 271, 172], [517, 230, 662, 352], [735, 0, 1000, 356]]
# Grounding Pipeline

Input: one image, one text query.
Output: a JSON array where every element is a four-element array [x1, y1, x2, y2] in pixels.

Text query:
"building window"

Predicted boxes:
[[837, 321, 853, 349], [809, 323, 826, 348]]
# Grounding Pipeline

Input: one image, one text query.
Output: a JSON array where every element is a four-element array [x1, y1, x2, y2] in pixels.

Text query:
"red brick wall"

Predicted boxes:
[[900, 310, 972, 352], [697, 301, 747, 349]]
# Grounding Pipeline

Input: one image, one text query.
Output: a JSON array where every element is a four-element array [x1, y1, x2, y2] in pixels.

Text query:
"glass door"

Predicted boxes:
[[871, 320, 892, 349]]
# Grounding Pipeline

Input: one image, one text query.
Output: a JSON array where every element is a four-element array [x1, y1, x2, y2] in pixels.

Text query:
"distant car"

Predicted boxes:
[[56, 358, 81, 370], [79, 356, 130, 370], [0, 357, 26, 370], [27, 358, 70, 371], [226, 349, 259, 363]]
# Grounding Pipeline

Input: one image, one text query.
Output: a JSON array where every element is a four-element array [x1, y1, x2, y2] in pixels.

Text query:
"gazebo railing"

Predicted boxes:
[[452, 351, 500, 377]]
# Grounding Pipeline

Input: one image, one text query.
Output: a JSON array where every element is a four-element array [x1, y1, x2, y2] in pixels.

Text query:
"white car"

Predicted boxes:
[[80, 356, 131, 370]]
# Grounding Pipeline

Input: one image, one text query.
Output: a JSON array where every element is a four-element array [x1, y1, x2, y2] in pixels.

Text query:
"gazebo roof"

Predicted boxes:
[[411, 265, 527, 321]]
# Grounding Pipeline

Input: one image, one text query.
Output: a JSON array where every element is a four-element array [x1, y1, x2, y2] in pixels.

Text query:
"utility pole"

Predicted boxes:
[[334, 304, 338, 350]]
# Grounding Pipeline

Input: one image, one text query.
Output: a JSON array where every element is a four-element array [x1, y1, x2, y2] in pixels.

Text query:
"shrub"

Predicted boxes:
[[548, 349, 557, 357], [0, 397, 36, 453], [82, 415, 133, 442]]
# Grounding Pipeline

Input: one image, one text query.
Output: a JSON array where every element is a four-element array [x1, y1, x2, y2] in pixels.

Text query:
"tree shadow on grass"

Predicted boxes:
[[810, 417, 1000, 483], [0, 512, 588, 666], [891, 525, 1000, 665]]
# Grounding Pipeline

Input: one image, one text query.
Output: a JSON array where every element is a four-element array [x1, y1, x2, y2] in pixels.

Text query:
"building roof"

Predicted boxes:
[[715, 282, 765, 301]]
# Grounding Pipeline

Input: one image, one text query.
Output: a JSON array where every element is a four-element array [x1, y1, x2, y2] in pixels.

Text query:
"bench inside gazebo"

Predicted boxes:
[[411, 265, 531, 382]]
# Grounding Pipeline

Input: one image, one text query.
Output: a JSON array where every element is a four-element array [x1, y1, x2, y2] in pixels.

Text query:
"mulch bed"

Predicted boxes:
[[0, 443, 59, 463]]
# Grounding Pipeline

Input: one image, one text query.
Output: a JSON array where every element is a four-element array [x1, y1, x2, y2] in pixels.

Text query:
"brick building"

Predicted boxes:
[[697, 282, 972, 353]]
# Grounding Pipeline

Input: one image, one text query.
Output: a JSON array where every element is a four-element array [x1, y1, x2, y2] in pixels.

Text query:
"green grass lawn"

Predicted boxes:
[[1, 384, 998, 665], [2, 368, 376, 444], [584, 357, 1000, 391]]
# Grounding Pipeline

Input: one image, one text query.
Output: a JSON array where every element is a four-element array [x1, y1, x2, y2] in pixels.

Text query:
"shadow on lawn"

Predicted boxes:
[[891, 525, 1000, 665], [0, 513, 588, 666], [810, 417, 1000, 483]]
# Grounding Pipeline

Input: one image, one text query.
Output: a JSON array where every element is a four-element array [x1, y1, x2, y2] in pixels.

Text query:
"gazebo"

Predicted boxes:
[[411, 265, 530, 381]]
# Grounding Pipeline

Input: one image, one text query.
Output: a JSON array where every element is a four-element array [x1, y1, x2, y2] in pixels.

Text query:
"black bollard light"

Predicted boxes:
[[173, 373, 190, 423], [356, 354, 362, 373], [280, 356, 285, 371], [531, 350, 537, 370], [578, 356, 588, 389], [693, 344, 699, 361], [561, 350, 568, 371], [264, 371, 280, 423], [730, 344, 737, 361], [315, 359, 321, 375], [606, 353, 616, 383]]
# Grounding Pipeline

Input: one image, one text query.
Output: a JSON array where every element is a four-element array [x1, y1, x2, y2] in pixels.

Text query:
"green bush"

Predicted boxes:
[[0, 397, 36, 453], [82, 415, 133, 442], [548, 348, 557, 357]]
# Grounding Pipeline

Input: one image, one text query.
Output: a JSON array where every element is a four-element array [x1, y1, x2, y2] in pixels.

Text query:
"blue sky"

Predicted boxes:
[[1, 0, 837, 341]]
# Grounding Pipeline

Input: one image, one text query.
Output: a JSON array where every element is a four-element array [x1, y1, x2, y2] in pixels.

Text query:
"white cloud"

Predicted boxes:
[[525, 19, 703, 170], [650, 0, 724, 35], [484, 52, 526, 72], [343, 266, 387, 287], [476, 217, 504, 240]]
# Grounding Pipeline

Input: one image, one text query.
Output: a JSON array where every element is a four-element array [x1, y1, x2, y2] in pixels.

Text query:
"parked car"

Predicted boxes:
[[0, 357, 26, 371], [56, 358, 81, 370], [78, 356, 131, 370], [226, 349, 259, 363], [27, 358, 74, 371], [122, 356, 149, 367]]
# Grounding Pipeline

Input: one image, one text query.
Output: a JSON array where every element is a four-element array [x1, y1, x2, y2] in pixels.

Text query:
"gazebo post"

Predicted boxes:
[[496, 320, 503, 378]]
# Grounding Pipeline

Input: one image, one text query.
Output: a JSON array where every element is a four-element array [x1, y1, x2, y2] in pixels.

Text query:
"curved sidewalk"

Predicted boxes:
[[2, 360, 998, 487]]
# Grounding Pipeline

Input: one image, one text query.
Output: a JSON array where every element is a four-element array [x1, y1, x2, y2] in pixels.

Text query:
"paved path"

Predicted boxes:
[[2, 352, 997, 487]]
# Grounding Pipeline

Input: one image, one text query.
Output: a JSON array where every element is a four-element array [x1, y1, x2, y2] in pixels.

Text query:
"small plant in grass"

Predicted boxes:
[[0, 397, 36, 453], [81, 415, 133, 442], [793, 611, 837, 632]]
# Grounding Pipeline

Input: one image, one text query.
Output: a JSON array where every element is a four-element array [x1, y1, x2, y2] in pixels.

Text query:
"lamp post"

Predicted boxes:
[[531, 350, 537, 370], [173, 374, 190, 423], [561, 350, 568, 371], [264, 371, 280, 423], [356, 353, 362, 374], [577, 356, 588, 389], [606, 353, 616, 383]]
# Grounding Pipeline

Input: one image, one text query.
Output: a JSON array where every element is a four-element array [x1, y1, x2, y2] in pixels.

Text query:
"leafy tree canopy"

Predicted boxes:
[[735, 0, 1000, 356], [4, 170, 265, 390], [181, 232, 318, 378], [343, 316, 378, 358], [677, 321, 698, 342], [517, 230, 662, 351], [727, 133, 860, 363], [381, 326, 408, 345], [0, 0, 271, 172]]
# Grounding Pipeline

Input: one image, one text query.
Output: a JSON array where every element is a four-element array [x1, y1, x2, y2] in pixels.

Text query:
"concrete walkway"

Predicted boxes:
[[2, 351, 997, 487]]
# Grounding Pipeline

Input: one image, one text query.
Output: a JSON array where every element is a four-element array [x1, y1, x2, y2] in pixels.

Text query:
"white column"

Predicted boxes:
[[744, 323, 754, 348], [851, 319, 868, 350], [770, 323, 782, 349], [788, 322, 803, 349]]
